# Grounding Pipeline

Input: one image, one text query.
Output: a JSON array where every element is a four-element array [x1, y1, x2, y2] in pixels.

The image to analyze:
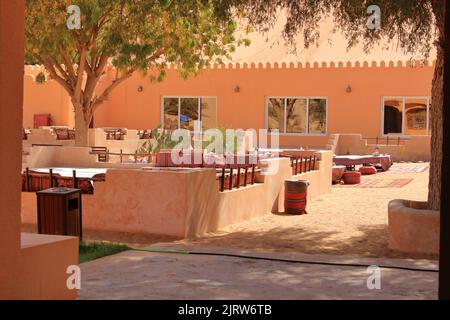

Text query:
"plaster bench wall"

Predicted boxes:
[[388, 199, 439, 255]]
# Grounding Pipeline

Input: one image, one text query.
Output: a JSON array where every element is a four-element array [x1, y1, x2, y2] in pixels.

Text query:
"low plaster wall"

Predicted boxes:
[[18, 233, 78, 299], [24, 128, 75, 148], [335, 134, 430, 162], [88, 128, 145, 153], [23, 146, 150, 169], [388, 199, 439, 255], [21, 151, 333, 238]]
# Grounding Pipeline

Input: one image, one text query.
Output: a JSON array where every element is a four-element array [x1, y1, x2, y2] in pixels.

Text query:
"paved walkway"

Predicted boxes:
[[78, 244, 438, 300]]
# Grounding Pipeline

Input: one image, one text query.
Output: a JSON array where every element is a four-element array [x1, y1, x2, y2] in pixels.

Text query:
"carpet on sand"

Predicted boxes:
[[340, 178, 414, 188], [381, 165, 429, 174]]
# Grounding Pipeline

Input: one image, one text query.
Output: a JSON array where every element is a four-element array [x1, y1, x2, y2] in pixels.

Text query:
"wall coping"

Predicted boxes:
[[24, 59, 436, 79]]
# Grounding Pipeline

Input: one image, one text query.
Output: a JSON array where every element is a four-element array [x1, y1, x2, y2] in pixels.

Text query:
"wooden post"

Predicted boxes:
[[72, 170, 77, 189], [244, 166, 249, 187], [26, 167, 30, 191], [229, 167, 233, 191], [220, 167, 226, 192], [440, 0, 450, 300], [236, 166, 241, 189], [49, 169, 53, 188], [251, 164, 256, 184], [120, 149, 123, 163]]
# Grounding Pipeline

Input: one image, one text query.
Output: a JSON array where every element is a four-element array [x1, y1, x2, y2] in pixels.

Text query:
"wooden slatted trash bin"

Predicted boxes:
[[36, 187, 83, 240], [284, 179, 310, 215]]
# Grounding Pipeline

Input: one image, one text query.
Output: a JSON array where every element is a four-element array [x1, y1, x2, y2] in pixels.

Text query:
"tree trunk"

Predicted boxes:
[[428, 0, 445, 211], [73, 100, 89, 146], [428, 44, 444, 210]]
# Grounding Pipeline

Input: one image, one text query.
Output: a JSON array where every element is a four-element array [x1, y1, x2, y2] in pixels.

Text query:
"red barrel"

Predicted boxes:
[[284, 179, 310, 215]]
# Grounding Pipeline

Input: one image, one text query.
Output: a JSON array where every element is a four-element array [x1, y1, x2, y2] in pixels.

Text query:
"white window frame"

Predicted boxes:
[[161, 96, 218, 132], [381, 96, 431, 138], [265, 96, 328, 136]]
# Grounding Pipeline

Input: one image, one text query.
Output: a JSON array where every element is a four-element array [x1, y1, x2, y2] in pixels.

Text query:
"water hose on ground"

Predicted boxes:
[[130, 247, 439, 273]]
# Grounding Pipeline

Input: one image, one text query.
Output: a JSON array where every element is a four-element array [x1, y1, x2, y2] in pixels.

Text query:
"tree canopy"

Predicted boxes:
[[215, 0, 441, 58], [25, 0, 243, 144]]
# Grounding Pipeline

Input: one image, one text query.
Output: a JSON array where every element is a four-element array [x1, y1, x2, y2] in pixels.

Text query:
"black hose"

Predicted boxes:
[[131, 248, 439, 273]]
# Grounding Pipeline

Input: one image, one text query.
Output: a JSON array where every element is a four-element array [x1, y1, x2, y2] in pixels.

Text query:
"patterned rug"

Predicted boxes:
[[381, 165, 429, 174], [340, 178, 414, 188]]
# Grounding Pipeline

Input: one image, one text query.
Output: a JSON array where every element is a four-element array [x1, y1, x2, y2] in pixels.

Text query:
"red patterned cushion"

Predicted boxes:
[[26, 172, 61, 191]]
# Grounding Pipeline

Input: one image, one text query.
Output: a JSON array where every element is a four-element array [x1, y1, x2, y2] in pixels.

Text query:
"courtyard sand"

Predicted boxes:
[[77, 162, 434, 260], [178, 163, 434, 260]]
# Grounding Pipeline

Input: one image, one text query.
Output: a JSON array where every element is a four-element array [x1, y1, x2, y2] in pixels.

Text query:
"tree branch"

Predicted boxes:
[[59, 47, 77, 86], [32, 54, 74, 95], [74, 46, 88, 102], [91, 70, 134, 113]]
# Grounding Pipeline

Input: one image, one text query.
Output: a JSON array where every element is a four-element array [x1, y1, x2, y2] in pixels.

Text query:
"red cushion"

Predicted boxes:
[[359, 166, 377, 175], [342, 171, 361, 185], [25, 172, 61, 191]]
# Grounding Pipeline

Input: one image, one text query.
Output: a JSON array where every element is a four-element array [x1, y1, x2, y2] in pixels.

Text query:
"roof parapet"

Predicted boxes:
[[24, 59, 436, 79]]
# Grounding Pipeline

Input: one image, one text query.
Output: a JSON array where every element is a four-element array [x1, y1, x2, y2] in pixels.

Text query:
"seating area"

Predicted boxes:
[[104, 128, 127, 141], [52, 128, 76, 141], [332, 154, 393, 185], [21, 168, 106, 194]]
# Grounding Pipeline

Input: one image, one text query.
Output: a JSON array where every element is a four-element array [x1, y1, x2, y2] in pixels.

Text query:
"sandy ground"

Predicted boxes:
[[176, 162, 434, 260]]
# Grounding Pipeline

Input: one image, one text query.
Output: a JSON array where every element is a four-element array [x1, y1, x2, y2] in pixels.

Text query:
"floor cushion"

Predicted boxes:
[[359, 166, 378, 175], [342, 171, 362, 185]]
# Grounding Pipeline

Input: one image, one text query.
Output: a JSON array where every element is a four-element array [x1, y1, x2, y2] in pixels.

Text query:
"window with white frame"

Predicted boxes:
[[267, 97, 327, 134], [162, 97, 217, 131], [382, 97, 431, 136]]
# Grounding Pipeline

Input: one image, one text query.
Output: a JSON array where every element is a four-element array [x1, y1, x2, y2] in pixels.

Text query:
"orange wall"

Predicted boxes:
[[0, 0, 24, 298], [95, 62, 434, 147], [24, 61, 434, 148], [1, 2, 78, 300], [23, 69, 71, 128]]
